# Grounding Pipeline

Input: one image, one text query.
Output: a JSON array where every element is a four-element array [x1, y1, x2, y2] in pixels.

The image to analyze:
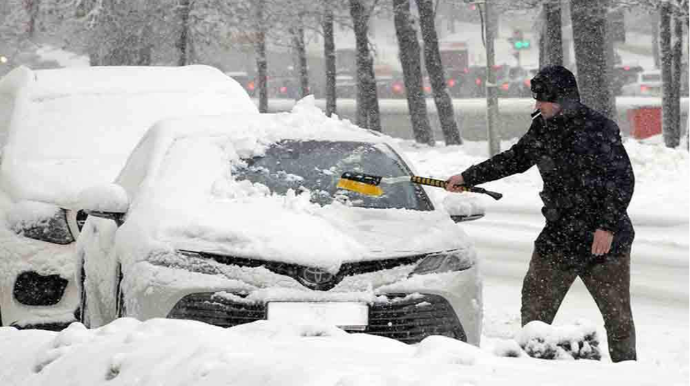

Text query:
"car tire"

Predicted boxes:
[[115, 264, 126, 318]]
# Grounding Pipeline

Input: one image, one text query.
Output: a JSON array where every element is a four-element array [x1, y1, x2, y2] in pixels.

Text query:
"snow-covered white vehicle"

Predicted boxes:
[[620, 69, 662, 97], [76, 98, 484, 345], [0, 65, 258, 329]]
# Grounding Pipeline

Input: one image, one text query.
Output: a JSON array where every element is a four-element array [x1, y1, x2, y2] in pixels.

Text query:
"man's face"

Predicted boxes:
[[535, 100, 562, 119]]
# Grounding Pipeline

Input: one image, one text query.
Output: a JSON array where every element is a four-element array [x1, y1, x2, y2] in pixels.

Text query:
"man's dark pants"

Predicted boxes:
[[520, 249, 637, 362]]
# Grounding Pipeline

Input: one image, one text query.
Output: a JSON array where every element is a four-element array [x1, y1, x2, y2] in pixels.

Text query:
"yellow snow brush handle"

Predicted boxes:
[[337, 172, 503, 200]]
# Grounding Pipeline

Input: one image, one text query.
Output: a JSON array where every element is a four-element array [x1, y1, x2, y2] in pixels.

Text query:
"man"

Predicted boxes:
[[446, 65, 636, 362]]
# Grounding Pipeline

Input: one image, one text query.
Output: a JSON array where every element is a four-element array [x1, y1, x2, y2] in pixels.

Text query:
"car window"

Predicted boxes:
[[642, 73, 661, 82], [234, 140, 433, 211]]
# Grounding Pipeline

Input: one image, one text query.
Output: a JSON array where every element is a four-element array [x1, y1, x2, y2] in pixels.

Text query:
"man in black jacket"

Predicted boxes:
[[446, 65, 636, 362]]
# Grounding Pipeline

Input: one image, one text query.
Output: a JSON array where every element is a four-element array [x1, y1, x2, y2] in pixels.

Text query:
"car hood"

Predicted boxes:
[[124, 197, 470, 272]]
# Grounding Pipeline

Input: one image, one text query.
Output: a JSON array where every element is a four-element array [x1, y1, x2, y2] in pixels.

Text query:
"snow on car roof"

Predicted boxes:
[[0, 65, 258, 207], [0, 65, 242, 98]]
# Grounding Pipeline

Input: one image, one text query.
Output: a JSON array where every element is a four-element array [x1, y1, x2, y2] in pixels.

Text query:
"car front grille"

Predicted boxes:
[[167, 292, 464, 344], [13, 271, 69, 306], [167, 293, 266, 327], [360, 293, 466, 344], [184, 250, 428, 291]]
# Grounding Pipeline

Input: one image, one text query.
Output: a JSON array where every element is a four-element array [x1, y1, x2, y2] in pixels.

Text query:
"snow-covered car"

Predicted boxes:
[[621, 69, 662, 97], [0, 65, 258, 330], [76, 98, 484, 345]]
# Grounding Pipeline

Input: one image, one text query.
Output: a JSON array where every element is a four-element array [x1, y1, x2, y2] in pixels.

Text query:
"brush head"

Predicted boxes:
[[336, 178, 383, 196]]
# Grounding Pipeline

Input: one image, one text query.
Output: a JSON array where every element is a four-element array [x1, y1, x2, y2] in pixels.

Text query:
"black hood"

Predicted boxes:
[[530, 65, 580, 105]]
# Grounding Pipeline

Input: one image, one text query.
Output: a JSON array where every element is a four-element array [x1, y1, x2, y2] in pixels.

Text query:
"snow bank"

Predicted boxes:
[[0, 318, 679, 386], [517, 320, 601, 361]]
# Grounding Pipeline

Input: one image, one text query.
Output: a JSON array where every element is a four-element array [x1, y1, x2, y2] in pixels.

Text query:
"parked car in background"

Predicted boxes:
[[76, 99, 485, 346], [226, 71, 256, 97], [0, 65, 258, 330], [612, 65, 644, 96], [499, 66, 534, 98], [621, 69, 662, 97], [335, 73, 357, 98]]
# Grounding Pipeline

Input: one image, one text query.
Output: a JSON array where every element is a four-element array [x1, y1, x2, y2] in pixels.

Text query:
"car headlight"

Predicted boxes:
[[7, 201, 75, 245], [410, 250, 474, 276], [13, 271, 69, 306]]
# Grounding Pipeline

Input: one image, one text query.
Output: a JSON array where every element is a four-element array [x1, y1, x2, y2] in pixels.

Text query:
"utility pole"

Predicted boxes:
[[483, 0, 500, 156]]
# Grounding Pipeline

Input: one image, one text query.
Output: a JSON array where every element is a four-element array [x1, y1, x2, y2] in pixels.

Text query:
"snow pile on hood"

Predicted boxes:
[[0, 318, 677, 386], [113, 97, 468, 271]]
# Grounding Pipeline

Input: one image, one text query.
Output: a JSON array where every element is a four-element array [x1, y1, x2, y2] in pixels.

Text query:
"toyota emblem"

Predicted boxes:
[[298, 267, 335, 289]]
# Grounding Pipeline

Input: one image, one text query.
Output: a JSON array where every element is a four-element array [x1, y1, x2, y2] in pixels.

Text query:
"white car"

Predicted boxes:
[[621, 69, 662, 97], [0, 65, 258, 329], [76, 98, 485, 345]]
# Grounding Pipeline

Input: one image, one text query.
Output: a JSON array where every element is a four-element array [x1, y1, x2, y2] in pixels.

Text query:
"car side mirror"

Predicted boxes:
[[78, 184, 129, 226], [443, 194, 485, 223]]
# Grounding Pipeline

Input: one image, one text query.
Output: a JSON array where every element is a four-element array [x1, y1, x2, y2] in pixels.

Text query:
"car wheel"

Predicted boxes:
[[78, 263, 91, 328], [115, 264, 126, 318]]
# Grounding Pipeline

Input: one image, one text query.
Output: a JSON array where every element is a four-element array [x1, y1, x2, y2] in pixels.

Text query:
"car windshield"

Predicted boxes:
[[642, 73, 661, 82], [234, 140, 433, 211]]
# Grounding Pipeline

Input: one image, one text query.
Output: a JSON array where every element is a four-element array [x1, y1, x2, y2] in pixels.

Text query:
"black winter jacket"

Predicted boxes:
[[462, 102, 635, 265]]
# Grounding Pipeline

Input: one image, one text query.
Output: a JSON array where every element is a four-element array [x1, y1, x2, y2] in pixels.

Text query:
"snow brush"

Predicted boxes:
[[336, 172, 503, 200]]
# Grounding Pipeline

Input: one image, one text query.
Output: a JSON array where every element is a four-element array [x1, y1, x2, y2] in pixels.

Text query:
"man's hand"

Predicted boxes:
[[591, 229, 614, 256], [445, 174, 466, 193]]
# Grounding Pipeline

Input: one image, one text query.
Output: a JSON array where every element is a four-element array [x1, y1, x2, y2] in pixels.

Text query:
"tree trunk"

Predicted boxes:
[[570, 0, 614, 119], [483, 0, 499, 156], [323, 9, 337, 117], [681, 9, 690, 151], [25, 0, 40, 38], [660, 2, 677, 148], [670, 9, 684, 147], [349, 0, 381, 131], [652, 11, 661, 69], [393, 0, 434, 146], [538, 21, 546, 69], [177, 0, 191, 66], [292, 24, 310, 99], [544, 0, 563, 67], [254, 1, 268, 113], [415, 0, 461, 145], [604, 7, 618, 121]]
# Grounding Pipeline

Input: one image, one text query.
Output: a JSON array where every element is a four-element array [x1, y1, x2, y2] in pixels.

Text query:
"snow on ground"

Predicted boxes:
[[0, 317, 680, 386], [0, 130, 687, 385]]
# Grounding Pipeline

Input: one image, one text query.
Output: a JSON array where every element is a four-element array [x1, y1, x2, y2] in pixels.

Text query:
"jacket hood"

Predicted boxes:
[[531, 65, 581, 104]]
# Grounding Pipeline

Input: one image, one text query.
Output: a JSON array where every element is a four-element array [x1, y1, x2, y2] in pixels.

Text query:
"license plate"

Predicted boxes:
[[267, 302, 368, 331]]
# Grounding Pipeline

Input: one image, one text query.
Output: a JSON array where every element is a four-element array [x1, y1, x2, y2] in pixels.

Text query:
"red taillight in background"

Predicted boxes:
[[280, 86, 288, 94], [424, 86, 431, 93], [247, 81, 255, 91], [447, 78, 456, 88], [623, 66, 630, 71], [464, 68, 469, 74], [475, 78, 482, 86], [640, 85, 650, 93], [501, 83, 510, 91], [392, 83, 404, 93], [523, 79, 530, 87]]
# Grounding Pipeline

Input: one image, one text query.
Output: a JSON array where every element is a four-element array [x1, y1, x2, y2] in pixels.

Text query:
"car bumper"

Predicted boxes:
[[125, 260, 482, 345], [0, 234, 79, 328]]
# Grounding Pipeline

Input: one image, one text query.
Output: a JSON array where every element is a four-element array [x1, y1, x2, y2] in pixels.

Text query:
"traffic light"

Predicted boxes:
[[514, 40, 531, 50], [509, 29, 531, 51]]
